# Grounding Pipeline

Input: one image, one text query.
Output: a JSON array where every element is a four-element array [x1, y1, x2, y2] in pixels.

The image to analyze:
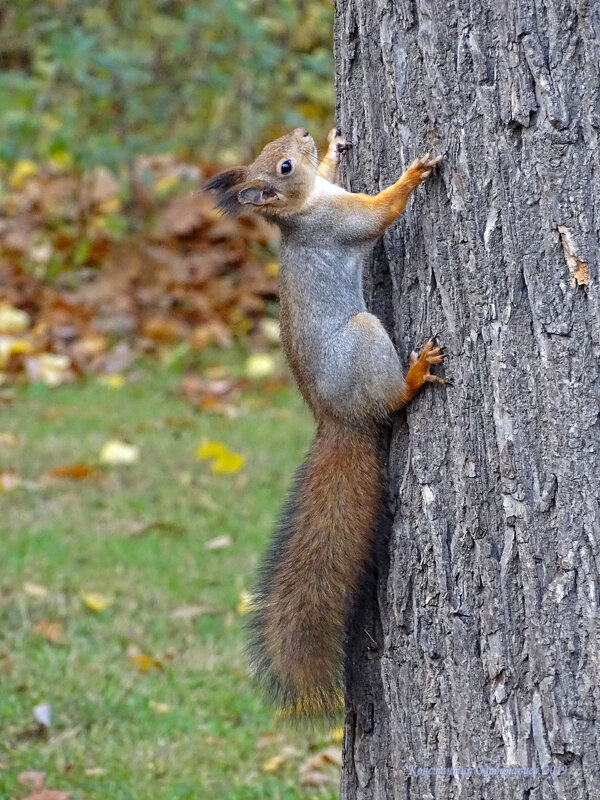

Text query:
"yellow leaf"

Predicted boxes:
[[329, 726, 344, 743], [236, 591, 254, 615], [211, 452, 245, 474], [0, 305, 30, 334], [129, 652, 163, 672], [262, 755, 286, 773], [48, 150, 73, 171], [154, 173, 180, 195], [148, 700, 172, 714], [196, 441, 229, 460], [99, 439, 139, 465], [9, 160, 38, 189], [245, 353, 276, 379], [197, 441, 244, 474], [98, 373, 125, 389], [265, 260, 280, 277], [81, 592, 112, 612], [97, 196, 122, 214], [9, 339, 34, 355]]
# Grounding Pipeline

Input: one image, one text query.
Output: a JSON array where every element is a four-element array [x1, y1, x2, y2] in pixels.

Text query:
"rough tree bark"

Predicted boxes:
[[334, 1, 600, 798]]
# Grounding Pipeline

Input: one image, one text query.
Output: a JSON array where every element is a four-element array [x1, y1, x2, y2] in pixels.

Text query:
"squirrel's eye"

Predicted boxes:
[[280, 159, 293, 175]]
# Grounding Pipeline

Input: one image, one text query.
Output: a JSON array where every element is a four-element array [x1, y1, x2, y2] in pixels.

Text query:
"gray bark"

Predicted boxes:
[[334, 1, 600, 798]]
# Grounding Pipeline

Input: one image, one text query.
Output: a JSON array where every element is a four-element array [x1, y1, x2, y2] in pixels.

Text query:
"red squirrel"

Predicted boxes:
[[205, 127, 445, 715]]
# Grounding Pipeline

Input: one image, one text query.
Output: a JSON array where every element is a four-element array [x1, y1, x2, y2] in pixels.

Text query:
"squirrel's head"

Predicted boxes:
[[203, 128, 318, 218]]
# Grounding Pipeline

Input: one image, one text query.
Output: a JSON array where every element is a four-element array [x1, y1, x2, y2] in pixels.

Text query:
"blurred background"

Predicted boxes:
[[0, 2, 341, 799]]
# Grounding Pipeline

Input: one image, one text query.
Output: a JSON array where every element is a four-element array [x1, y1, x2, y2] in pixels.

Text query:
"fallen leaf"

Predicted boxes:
[[33, 618, 65, 645], [81, 593, 112, 612], [205, 535, 231, 550], [245, 352, 276, 379], [148, 700, 172, 714], [196, 441, 245, 474], [126, 519, 184, 537], [33, 704, 51, 728], [24, 582, 49, 599], [22, 790, 70, 800], [9, 159, 38, 189], [0, 431, 18, 446], [0, 469, 22, 491], [236, 591, 254, 615], [97, 373, 125, 389], [211, 451, 245, 474], [25, 354, 72, 387], [18, 771, 46, 790], [262, 754, 286, 773], [47, 463, 98, 480], [84, 767, 106, 777], [170, 605, 215, 620], [0, 304, 30, 334], [128, 651, 163, 672], [99, 439, 139, 465], [302, 746, 342, 771], [300, 771, 333, 788], [329, 726, 344, 743]]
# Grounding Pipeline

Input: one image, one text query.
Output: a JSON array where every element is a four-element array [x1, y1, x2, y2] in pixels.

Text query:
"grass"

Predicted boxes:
[[0, 351, 341, 799]]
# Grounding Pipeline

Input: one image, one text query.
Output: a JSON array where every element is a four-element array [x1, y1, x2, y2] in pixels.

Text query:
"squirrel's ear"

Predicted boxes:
[[237, 182, 279, 208]]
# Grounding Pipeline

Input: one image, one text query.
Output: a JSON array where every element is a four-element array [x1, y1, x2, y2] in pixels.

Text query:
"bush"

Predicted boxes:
[[0, 1, 334, 169]]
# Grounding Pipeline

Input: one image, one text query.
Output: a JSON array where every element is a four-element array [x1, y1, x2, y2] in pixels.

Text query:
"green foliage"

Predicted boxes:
[[0, 0, 334, 169]]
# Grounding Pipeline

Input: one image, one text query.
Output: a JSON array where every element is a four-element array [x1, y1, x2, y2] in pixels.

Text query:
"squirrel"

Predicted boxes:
[[204, 126, 445, 716]]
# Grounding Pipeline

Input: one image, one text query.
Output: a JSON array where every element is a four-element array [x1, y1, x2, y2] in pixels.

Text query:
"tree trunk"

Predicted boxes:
[[334, 1, 600, 798]]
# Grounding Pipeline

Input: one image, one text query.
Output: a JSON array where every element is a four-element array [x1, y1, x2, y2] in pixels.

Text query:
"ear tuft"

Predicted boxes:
[[202, 167, 247, 193], [203, 168, 248, 217]]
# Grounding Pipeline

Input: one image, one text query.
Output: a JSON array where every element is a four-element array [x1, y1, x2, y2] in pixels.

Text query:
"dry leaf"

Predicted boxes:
[[99, 439, 139, 465], [0, 469, 22, 491], [148, 700, 172, 713], [33, 704, 51, 728], [128, 652, 163, 672], [236, 591, 254, 615], [33, 618, 65, 645], [170, 605, 214, 621], [205, 535, 231, 550], [329, 726, 344, 743], [47, 463, 98, 480], [81, 593, 112, 612], [302, 746, 343, 771], [300, 771, 332, 788], [0, 304, 30, 334], [25, 354, 72, 387], [22, 790, 70, 800], [0, 431, 18, 446], [9, 160, 38, 189], [245, 352, 276, 379], [262, 754, 286, 773], [97, 373, 125, 389], [24, 582, 49, 599], [18, 771, 46, 790]]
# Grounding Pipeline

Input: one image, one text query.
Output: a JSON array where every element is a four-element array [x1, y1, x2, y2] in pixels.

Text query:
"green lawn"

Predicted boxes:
[[0, 353, 341, 799]]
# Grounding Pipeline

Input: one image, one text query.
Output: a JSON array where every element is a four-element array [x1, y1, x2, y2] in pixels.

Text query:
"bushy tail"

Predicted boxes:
[[247, 418, 382, 716]]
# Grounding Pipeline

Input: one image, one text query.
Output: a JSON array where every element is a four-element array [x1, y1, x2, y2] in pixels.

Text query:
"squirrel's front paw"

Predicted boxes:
[[327, 127, 350, 162], [405, 338, 446, 393], [409, 152, 443, 182]]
